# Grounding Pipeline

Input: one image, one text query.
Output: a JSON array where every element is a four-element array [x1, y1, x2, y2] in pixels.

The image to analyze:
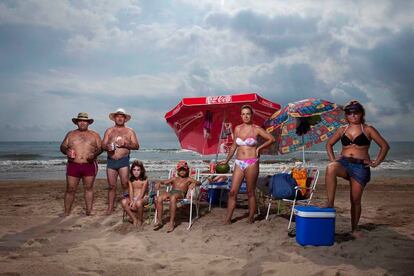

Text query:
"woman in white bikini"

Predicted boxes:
[[221, 105, 275, 224]]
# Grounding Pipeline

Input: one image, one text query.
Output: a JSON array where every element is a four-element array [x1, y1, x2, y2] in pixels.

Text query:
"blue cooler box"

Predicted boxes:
[[294, 206, 336, 246]]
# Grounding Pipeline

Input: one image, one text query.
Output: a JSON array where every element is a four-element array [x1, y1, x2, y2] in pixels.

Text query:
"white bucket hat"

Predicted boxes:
[[109, 108, 131, 122]]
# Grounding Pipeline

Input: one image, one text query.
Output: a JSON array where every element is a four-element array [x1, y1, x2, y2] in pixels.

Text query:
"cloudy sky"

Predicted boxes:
[[0, 0, 413, 147]]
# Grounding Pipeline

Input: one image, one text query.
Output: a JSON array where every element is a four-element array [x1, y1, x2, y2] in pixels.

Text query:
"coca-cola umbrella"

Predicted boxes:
[[165, 93, 281, 157]]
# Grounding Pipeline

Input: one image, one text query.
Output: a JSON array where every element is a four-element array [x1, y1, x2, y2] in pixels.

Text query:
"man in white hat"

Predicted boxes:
[[60, 112, 102, 216], [102, 108, 139, 215]]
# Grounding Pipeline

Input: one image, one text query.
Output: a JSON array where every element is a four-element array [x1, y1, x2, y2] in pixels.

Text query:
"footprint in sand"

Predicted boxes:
[[78, 267, 105, 275], [173, 257, 192, 262], [22, 238, 50, 248], [71, 224, 82, 229], [207, 258, 232, 266], [275, 252, 291, 262], [263, 269, 278, 275], [104, 220, 119, 227], [150, 263, 167, 271], [127, 257, 145, 262]]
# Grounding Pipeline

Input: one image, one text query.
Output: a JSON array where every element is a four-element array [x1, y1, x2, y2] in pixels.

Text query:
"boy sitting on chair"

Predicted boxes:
[[154, 160, 200, 232]]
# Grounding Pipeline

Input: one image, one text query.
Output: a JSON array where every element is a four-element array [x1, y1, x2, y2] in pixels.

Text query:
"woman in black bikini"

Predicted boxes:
[[323, 100, 389, 238]]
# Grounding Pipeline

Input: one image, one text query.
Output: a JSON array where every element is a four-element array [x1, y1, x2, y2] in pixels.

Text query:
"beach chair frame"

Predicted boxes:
[[265, 167, 319, 230], [154, 166, 201, 230]]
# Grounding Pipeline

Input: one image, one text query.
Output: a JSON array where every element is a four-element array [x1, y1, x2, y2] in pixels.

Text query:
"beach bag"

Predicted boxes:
[[269, 173, 297, 199], [292, 167, 308, 197]]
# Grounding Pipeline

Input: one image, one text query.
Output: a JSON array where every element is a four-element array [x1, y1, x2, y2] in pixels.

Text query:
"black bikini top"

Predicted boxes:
[[341, 125, 371, 147]]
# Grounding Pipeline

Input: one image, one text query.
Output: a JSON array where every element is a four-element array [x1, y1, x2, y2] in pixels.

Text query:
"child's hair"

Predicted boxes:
[[130, 160, 147, 181]]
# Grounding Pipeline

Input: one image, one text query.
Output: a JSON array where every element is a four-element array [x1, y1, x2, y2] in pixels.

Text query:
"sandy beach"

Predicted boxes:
[[0, 175, 413, 275]]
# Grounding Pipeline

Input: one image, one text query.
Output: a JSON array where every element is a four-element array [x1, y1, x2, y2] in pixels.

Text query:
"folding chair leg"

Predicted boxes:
[[288, 199, 297, 231], [266, 202, 272, 220], [277, 200, 280, 215], [187, 197, 193, 230]]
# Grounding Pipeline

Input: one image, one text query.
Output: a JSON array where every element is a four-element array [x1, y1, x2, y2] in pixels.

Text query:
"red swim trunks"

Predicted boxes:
[[66, 160, 98, 178]]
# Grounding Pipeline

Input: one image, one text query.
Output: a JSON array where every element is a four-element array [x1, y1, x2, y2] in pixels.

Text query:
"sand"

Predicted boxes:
[[0, 176, 413, 276]]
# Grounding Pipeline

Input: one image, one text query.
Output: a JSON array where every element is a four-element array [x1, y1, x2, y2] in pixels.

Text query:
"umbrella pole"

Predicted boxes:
[[215, 114, 226, 163], [302, 136, 305, 164]]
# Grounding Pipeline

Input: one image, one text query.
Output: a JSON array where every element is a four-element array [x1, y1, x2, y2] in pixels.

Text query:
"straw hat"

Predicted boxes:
[[72, 112, 94, 124], [109, 108, 131, 122]]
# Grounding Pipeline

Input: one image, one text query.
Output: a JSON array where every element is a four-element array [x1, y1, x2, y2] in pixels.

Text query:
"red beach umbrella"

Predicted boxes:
[[165, 93, 281, 155]]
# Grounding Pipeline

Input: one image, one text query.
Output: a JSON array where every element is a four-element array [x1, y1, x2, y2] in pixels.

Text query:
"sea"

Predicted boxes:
[[0, 141, 413, 180]]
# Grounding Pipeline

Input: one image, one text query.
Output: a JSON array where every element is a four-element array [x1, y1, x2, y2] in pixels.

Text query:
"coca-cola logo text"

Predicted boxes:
[[206, 95, 232, 104]]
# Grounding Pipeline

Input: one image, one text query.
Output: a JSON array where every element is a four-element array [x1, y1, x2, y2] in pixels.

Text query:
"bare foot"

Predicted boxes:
[[132, 219, 139, 227], [318, 202, 334, 208], [105, 208, 114, 215], [166, 222, 175, 233], [223, 220, 231, 225], [247, 217, 255, 224], [59, 212, 70, 217], [153, 222, 163, 230], [351, 230, 364, 239], [85, 210, 94, 216]]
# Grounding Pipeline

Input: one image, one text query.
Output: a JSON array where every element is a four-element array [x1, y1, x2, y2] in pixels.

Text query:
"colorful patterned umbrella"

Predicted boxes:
[[264, 98, 346, 162]]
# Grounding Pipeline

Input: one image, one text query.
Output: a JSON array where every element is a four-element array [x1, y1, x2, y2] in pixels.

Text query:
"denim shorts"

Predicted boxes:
[[337, 157, 371, 187]]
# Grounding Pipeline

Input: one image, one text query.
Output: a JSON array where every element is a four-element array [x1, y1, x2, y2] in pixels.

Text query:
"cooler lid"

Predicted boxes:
[[294, 206, 336, 218]]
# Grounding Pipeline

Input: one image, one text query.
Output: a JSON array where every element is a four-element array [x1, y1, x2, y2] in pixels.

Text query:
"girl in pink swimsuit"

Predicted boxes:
[[221, 105, 275, 224]]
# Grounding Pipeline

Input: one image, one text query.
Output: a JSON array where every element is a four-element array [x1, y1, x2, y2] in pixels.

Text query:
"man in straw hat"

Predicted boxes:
[[102, 108, 139, 215], [60, 112, 102, 216]]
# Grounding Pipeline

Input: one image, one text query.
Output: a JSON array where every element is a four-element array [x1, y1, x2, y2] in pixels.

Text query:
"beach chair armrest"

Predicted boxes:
[[293, 186, 315, 191]]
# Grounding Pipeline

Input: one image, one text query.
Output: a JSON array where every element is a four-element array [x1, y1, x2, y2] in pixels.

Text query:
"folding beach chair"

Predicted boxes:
[[154, 166, 201, 230], [265, 166, 319, 230]]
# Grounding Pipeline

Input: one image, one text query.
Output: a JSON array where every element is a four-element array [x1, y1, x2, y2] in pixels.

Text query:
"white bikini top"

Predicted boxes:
[[236, 137, 257, 146], [235, 124, 257, 147]]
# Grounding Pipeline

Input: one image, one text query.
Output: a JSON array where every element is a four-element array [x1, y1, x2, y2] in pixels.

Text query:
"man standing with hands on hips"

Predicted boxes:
[[102, 108, 139, 215], [60, 112, 102, 216]]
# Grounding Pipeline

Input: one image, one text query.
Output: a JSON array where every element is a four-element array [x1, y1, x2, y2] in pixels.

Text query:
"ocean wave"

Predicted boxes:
[[0, 158, 413, 175], [0, 153, 43, 160], [139, 148, 196, 153], [0, 159, 66, 166]]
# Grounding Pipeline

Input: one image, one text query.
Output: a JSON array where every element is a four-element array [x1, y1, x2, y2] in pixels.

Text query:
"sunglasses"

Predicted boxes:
[[345, 110, 361, 115]]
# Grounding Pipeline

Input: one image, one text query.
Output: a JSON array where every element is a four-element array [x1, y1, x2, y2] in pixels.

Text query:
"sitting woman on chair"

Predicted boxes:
[[154, 160, 200, 232], [121, 160, 149, 227], [220, 105, 275, 224], [323, 100, 389, 238]]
